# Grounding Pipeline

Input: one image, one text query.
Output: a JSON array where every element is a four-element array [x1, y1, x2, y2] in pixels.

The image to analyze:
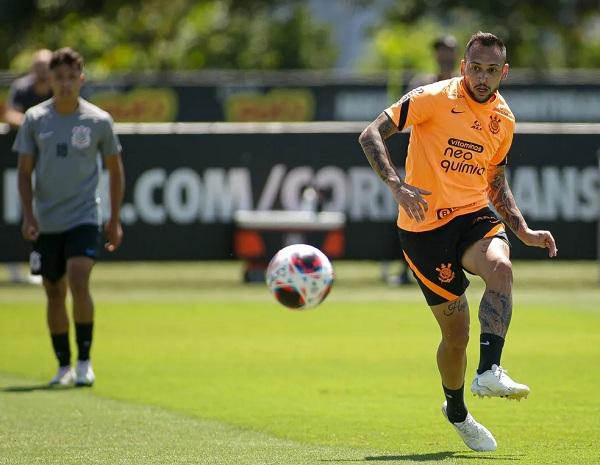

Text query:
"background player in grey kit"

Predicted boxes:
[[14, 47, 125, 386], [3, 49, 54, 284]]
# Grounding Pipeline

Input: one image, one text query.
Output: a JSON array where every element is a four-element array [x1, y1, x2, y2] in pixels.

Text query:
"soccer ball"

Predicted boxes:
[[266, 244, 334, 310]]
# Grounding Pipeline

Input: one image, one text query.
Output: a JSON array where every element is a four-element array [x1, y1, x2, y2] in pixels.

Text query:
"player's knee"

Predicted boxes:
[[44, 280, 67, 302], [488, 257, 513, 289], [442, 329, 470, 351], [68, 272, 90, 297]]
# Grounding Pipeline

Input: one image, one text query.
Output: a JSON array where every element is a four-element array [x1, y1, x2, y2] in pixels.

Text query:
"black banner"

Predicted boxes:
[[1, 125, 598, 261]]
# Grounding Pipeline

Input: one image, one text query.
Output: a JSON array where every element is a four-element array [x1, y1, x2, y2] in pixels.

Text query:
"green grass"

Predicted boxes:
[[1, 261, 600, 464]]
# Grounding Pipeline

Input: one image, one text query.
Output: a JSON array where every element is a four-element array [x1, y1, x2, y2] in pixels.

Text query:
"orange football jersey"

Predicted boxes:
[[385, 77, 515, 232]]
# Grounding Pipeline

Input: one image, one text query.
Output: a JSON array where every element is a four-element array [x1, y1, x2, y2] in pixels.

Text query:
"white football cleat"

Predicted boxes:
[[48, 366, 75, 386], [442, 401, 497, 452], [75, 360, 95, 387], [471, 364, 530, 400]]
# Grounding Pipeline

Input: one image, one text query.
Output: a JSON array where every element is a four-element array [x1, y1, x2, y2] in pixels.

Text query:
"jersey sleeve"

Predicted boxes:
[[99, 116, 122, 158], [12, 111, 37, 156], [490, 121, 515, 166], [384, 86, 436, 130]]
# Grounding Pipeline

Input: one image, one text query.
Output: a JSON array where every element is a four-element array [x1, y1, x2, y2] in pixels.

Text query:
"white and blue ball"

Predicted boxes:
[[266, 244, 334, 310]]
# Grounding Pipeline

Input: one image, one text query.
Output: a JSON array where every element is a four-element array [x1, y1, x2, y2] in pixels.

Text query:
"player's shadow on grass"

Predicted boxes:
[[1, 384, 77, 393], [322, 452, 522, 462], [363, 451, 522, 461]]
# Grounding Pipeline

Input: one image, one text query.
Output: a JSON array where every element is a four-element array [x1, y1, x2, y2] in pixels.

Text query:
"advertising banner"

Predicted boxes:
[[1, 124, 598, 261], [4, 76, 600, 123]]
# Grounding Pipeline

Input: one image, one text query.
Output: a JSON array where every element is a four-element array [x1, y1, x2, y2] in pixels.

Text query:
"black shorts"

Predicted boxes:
[[398, 207, 510, 306], [30, 224, 101, 282]]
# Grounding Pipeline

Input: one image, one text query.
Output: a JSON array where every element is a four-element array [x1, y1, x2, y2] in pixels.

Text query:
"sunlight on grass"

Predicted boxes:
[[1, 261, 599, 465]]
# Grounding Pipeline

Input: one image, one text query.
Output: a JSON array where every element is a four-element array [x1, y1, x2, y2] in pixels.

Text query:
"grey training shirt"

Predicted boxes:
[[13, 98, 121, 233]]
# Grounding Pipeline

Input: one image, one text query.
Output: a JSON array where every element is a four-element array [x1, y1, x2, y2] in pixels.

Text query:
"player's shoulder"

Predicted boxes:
[[24, 99, 53, 120], [428, 77, 460, 96], [10, 73, 34, 92], [492, 92, 516, 125], [78, 98, 114, 123], [406, 77, 461, 103]]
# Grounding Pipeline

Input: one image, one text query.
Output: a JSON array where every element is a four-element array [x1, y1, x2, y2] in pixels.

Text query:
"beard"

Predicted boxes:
[[466, 81, 499, 103]]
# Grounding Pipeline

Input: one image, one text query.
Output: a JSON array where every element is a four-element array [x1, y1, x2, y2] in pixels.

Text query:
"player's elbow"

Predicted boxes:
[[4, 108, 23, 127], [358, 125, 376, 149]]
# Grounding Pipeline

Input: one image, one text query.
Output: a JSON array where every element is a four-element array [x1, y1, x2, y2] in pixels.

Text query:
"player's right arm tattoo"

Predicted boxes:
[[487, 165, 528, 236], [358, 113, 400, 184]]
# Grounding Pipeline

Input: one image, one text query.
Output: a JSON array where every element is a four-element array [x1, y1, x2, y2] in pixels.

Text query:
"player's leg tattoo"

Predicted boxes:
[[479, 289, 512, 337], [444, 298, 468, 317]]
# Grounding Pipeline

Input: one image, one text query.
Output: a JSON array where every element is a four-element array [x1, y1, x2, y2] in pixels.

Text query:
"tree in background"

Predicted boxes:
[[366, 0, 600, 72], [2, 0, 600, 74], [1, 0, 337, 75]]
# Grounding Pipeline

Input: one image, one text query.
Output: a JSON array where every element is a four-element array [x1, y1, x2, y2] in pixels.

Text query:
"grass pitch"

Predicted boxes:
[[1, 260, 599, 465]]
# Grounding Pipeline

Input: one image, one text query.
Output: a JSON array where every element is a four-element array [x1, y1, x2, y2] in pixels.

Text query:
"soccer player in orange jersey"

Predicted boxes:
[[359, 32, 557, 452]]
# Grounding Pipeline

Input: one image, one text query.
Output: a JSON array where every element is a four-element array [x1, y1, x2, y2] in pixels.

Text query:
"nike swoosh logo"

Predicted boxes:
[[451, 108, 465, 114], [39, 131, 54, 139], [480, 341, 490, 346]]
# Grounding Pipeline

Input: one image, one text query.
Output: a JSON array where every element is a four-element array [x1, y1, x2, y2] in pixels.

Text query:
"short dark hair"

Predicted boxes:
[[49, 47, 84, 71], [465, 32, 506, 61]]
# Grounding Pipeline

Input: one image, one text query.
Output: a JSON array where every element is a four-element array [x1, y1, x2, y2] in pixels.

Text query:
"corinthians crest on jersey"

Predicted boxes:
[[71, 125, 92, 149]]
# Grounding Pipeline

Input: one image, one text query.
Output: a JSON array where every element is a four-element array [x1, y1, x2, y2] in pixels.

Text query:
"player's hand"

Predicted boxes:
[[520, 228, 558, 258], [21, 214, 39, 241], [104, 218, 123, 252], [392, 181, 431, 222]]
